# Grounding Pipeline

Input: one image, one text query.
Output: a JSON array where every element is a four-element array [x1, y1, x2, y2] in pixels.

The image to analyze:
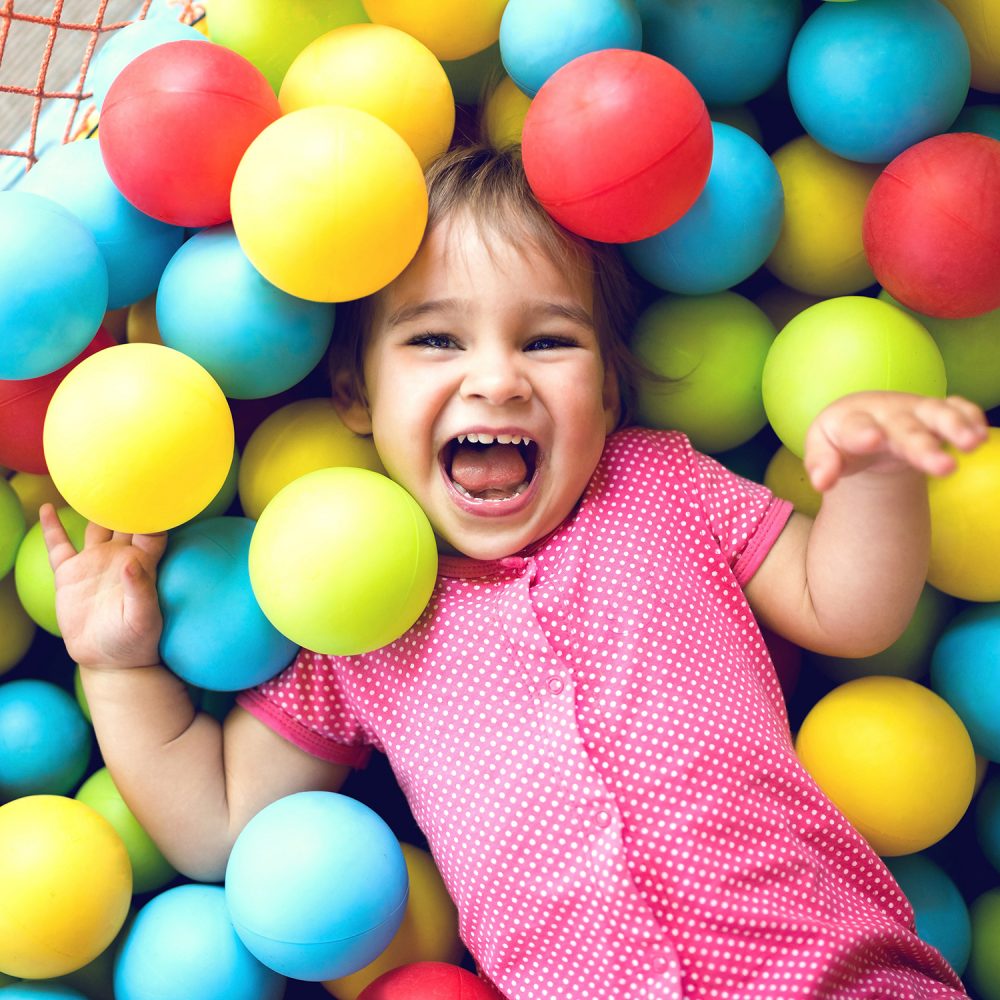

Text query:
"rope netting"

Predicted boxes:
[[0, 0, 203, 173]]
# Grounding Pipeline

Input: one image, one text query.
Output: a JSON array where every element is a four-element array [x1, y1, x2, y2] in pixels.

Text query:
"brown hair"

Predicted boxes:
[[329, 143, 645, 427]]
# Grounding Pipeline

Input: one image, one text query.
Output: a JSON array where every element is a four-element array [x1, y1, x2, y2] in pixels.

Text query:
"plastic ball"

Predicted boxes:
[[361, 0, 507, 60], [126, 292, 161, 345], [754, 286, 824, 333], [0, 327, 116, 475], [325, 843, 462, 1000], [787, 0, 970, 163], [709, 105, 764, 145], [114, 884, 285, 1000], [158, 517, 298, 690], [14, 506, 86, 635], [225, 792, 409, 980], [441, 41, 501, 106], [207, 0, 368, 93], [0, 191, 108, 380], [765, 136, 880, 296], [0, 475, 26, 578], [636, 0, 802, 106], [358, 962, 497, 1000], [0, 575, 35, 676], [795, 676, 976, 856], [926, 428, 1000, 602], [884, 854, 970, 976], [231, 106, 428, 302], [938, 0, 1000, 93], [482, 75, 532, 149], [970, 889, 1000, 1000], [499, 0, 642, 97], [249, 467, 437, 654], [99, 41, 281, 227], [761, 296, 946, 458], [630, 292, 776, 453], [952, 104, 1000, 141], [43, 343, 234, 534], [156, 225, 335, 399], [0, 984, 88, 999], [977, 776, 1000, 874], [623, 123, 783, 295], [75, 767, 176, 895], [8, 472, 64, 526], [279, 23, 455, 168], [763, 445, 821, 517], [863, 133, 1000, 320], [0, 796, 130, 979], [238, 399, 384, 521], [521, 49, 712, 243], [189, 446, 240, 522]]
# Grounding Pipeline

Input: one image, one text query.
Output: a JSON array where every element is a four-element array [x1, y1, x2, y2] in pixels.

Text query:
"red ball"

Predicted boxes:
[[521, 49, 712, 243], [0, 327, 115, 473], [99, 40, 280, 227], [862, 132, 1000, 319], [358, 961, 502, 1000]]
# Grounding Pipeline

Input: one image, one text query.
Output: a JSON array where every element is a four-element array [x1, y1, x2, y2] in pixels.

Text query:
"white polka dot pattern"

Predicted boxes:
[[238, 428, 967, 1000]]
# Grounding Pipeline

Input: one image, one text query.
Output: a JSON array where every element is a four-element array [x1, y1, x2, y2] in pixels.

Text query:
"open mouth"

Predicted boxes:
[[440, 432, 540, 503]]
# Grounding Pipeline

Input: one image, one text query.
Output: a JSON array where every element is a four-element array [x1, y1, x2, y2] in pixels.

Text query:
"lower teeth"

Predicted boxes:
[[453, 481, 529, 502]]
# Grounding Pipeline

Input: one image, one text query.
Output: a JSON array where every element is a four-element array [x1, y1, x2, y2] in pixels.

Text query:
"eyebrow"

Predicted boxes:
[[385, 298, 595, 329]]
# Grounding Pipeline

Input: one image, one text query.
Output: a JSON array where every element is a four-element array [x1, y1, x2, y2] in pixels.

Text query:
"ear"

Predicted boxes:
[[602, 364, 621, 434], [331, 369, 373, 436]]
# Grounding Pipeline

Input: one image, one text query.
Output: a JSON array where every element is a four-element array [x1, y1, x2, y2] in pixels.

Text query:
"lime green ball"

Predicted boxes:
[[970, 889, 1000, 999], [631, 292, 777, 453], [0, 574, 35, 675], [442, 40, 501, 105], [74, 664, 91, 724], [761, 296, 947, 458], [75, 768, 177, 895], [0, 477, 26, 579], [879, 291, 1000, 411], [13, 507, 87, 635], [249, 467, 438, 655]]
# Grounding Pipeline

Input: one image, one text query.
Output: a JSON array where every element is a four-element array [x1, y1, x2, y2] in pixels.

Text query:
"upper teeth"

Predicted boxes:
[[457, 433, 532, 446]]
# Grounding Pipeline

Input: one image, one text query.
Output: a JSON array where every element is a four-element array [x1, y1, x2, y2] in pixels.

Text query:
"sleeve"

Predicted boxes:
[[236, 648, 372, 768]]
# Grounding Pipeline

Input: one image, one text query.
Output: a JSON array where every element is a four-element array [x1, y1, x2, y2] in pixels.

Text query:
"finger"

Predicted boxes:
[[121, 558, 161, 635], [84, 522, 113, 548], [39, 504, 77, 573], [827, 409, 888, 456], [803, 426, 847, 492], [112, 530, 134, 547], [131, 532, 168, 564], [882, 416, 958, 477], [915, 396, 990, 451]]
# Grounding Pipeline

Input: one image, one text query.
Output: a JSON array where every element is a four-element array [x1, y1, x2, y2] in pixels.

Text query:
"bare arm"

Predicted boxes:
[[745, 393, 988, 657], [42, 505, 349, 882]]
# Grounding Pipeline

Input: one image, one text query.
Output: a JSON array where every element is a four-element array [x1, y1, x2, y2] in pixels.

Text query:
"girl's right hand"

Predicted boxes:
[[39, 503, 168, 670]]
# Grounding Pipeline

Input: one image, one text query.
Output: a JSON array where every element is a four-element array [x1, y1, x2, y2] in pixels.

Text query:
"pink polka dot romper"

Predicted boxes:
[[238, 427, 967, 1000]]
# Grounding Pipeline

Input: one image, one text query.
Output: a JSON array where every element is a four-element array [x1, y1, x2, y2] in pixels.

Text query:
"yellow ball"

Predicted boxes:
[[796, 677, 976, 856], [280, 23, 455, 168], [362, 0, 506, 60], [125, 292, 161, 345], [249, 467, 437, 654], [766, 136, 880, 296], [0, 795, 131, 978], [324, 842, 462, 999], [8, 471, 65, 525], [938, 0, 1000, 92], [928, 428, 1000, 602], [483, 75, 532, 149], [231, 106, 428, 303], [238, 398, 384, 520], [763, 445, 821, 517], [43, 344, 234, 534], [0, 574, 35, 675]]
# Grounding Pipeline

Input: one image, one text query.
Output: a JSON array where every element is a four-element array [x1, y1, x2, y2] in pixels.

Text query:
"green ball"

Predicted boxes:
[[74, 664, 91, 724], [442, 41, 502, 105], [189, 446, 240, 523], [249, 467, 438, 655], [0, 477, 26, 579], [879, 291, 1000, 411], [970, 889, 1000, 1000], [761, 296, 946, 457], [13, 506, 86, 635], [0, 574, 35, 675], [75, 768, 177, 895], [631, 292, 777, 453]]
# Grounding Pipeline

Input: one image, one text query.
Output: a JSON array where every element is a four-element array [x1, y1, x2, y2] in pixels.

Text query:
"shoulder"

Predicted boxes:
[[596, 426, 699, 484]]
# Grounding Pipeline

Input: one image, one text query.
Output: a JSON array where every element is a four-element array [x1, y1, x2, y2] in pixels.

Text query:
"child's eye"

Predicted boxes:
[[525, 336, 577, 351], [407, 332, 457, 350]]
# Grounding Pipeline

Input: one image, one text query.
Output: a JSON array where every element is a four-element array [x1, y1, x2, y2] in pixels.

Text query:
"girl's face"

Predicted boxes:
[[336, 212, 619, 560]]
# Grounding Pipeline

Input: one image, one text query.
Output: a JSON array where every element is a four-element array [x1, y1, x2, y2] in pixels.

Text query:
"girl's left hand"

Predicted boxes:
[[803, 391, 990, 492]]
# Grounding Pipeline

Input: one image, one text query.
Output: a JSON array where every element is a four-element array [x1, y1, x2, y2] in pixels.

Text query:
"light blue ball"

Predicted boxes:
[[952, 105, 1000, 143], [499, 0, 642, 97], [155, 225, 335, 399], [0, 984, 88, 999], [884, 854, 971, 976], [225, 792, 409, 981], [636, 0, 801, 106], [19, 140, 183, 310], [622, 123, 783, 295], [157, 517, 298, 691], [0, 679, 92, 798], [0, 191, 107, 380], [787, 0, 971, 164], [114, 884, 285, 1000], [930, 604, 1000, 761], [87, 19, 209, 108]]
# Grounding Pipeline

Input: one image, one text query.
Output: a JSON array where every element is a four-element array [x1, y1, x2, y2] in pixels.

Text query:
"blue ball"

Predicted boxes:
[[622, 122, 783, 294], [0, 191, 107, 380], [499, 0, 642, 97], [19, 140, 184, 310], [155, 225, 335, 399], [930, 604, 1000, 761], [0, 679, 92, 798], [0, 984, 88, 999], [636, 0, 801, 106], [885, 854, 971, 976], [157, 517, 298, 691], [787, 0, 970, 163], [225, 792, 409, 980], [114, 884, 285, 1000], [952, 105, 1000, 143]]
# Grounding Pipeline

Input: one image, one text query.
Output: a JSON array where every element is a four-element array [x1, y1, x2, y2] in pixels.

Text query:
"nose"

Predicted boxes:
[[459, 346, 532, 406]]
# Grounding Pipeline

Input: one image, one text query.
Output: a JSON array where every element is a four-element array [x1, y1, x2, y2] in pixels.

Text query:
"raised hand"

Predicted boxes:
[[39, 504, 168, 670]]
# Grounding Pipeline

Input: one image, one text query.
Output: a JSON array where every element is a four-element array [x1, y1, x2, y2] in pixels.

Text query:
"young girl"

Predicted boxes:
[[42, 145, 985, 1000]]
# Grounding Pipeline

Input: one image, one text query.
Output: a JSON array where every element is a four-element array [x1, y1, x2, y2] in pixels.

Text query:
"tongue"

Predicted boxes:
[[451, 443, 527, 496]]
